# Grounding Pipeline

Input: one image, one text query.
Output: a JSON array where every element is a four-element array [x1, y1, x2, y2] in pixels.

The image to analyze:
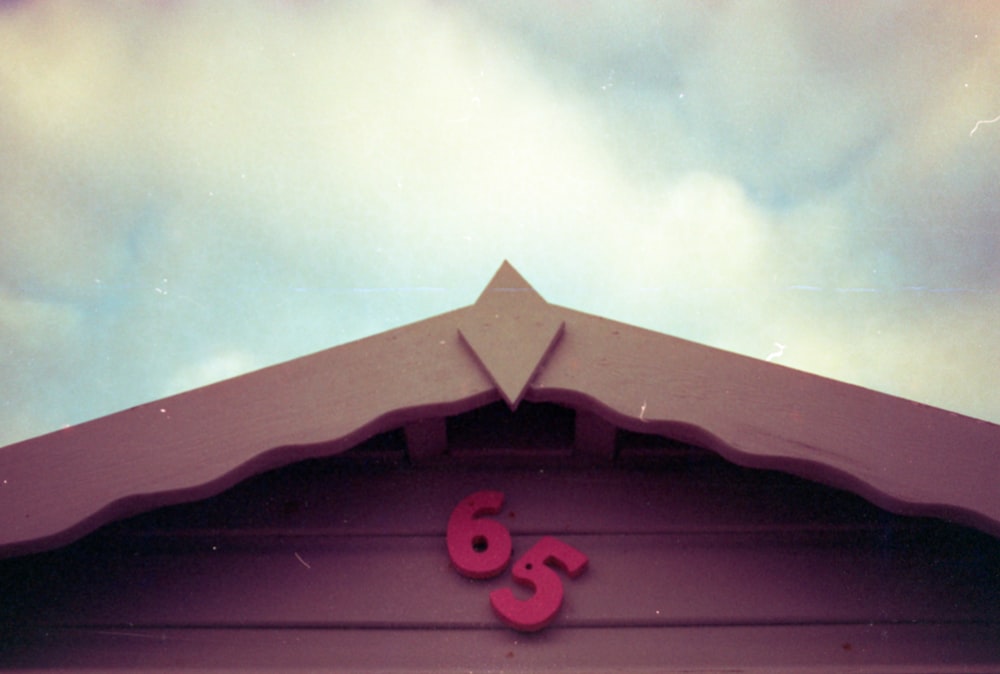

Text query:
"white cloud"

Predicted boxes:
[[0, 1, 997, 446], [166, 351, 260, 395]]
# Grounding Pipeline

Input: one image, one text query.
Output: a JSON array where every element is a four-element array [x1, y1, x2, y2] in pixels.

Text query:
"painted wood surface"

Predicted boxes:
[[532, 302, 1000, 537], [1, 261, 998, 559], [5, 625, 1000, 673], [3, 447, 999, 670]]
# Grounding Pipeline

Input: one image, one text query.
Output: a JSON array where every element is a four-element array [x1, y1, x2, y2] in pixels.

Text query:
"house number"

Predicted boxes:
[[446, 490, 588, 632]]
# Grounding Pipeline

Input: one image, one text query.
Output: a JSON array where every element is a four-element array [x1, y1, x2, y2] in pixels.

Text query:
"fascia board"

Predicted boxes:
[[0, 306, 497, 558], [530, 304, 1000, 540]]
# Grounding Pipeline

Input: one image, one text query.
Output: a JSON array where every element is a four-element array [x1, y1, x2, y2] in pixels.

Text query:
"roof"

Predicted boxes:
[[1, 261, 998, 558]]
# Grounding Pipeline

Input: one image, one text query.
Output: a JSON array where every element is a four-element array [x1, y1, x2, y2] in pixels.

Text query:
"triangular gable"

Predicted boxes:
[[1, 261, 998, 557]]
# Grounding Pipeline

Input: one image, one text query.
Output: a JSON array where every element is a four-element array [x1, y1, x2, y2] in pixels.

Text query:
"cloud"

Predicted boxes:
[[165, 350, 260, 395], [0, 1, 997, 446]]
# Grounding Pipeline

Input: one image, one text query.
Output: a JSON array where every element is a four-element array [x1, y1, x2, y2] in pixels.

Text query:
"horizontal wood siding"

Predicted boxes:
[[5, 625, 1000, 672], [2, 443, 999, 671]]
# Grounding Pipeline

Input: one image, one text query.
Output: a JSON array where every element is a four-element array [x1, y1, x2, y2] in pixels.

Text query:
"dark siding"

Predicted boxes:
[[2, 431, 999, 671]]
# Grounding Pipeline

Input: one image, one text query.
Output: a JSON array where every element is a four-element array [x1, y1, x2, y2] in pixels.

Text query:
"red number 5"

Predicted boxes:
[[490, 536, 588, 632], [446, 490, 513, 579]]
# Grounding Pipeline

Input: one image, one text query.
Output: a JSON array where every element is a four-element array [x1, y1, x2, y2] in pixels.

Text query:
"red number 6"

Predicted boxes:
[[490, 536, 588, 632], [446, 490, 512, 579]]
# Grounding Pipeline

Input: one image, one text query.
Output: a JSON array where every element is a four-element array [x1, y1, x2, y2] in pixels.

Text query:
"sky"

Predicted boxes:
[[1, 1, 998, 447]]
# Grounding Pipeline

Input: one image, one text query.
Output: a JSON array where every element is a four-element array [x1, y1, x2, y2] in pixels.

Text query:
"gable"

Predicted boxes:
[[1, 260, 998, 561]]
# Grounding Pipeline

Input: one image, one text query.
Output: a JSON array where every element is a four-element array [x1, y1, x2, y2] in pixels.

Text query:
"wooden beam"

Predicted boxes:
[[574, 409, 616, 462], [404, 418, 447, 463]]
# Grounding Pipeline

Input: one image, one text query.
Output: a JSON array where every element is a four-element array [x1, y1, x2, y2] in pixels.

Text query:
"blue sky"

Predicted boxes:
[[1, 1, 998, 446]]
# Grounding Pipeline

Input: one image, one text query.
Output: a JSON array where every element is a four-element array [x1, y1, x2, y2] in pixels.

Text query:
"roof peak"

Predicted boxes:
[[458, 261, 563, 410], [476, 260, 544, 304]]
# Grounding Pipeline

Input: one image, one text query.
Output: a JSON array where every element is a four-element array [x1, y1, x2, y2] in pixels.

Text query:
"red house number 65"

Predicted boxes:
[[446, 490, 588, 632]]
